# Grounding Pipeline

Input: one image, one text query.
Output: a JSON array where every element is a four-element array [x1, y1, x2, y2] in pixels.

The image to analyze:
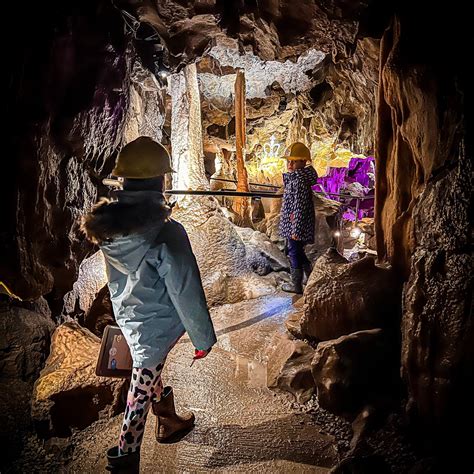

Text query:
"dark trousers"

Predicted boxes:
[[287, 239, 310, 269]]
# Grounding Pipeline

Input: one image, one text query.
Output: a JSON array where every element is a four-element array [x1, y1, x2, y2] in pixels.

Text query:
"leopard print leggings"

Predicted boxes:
[[119, 363, 164, 455]]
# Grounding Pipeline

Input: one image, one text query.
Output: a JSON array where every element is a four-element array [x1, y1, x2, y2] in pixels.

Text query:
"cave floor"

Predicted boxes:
[[68, 294, 338, 473]]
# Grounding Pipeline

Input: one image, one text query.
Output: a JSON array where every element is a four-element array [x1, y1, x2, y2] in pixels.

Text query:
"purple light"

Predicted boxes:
[[313, 156, 375, 220]]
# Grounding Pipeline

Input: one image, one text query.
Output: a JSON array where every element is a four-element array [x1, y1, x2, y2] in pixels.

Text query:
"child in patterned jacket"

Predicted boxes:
[[279, 142, 318, 293]]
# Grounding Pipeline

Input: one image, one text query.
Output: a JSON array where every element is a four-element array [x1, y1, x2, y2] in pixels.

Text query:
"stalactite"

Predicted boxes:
[[232, 69, 253, 228]]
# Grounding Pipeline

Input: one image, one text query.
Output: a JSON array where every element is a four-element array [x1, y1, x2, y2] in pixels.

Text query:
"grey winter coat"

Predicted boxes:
[[82, 190, 217, 368]]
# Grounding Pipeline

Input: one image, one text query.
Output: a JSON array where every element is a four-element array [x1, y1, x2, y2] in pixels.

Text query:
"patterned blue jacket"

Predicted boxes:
[[279, 166, 318, 243]]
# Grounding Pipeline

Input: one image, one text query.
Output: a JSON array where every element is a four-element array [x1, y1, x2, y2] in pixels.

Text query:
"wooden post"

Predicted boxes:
[[232, 69, 253, 227]]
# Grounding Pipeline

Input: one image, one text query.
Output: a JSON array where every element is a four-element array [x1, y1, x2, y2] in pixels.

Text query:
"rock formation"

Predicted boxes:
[[32, 322, 127, 438]]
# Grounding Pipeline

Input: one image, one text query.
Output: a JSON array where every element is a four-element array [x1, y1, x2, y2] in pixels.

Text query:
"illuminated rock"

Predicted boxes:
[[62, 251, 107, 319], [32, 322, 127, 437], [301, 249, 401, 341], [266, 333, 315, 403]]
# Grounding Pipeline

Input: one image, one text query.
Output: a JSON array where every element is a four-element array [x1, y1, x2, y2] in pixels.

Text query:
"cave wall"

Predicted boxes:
[[1, 0, 378, 313], [374, 6, 472, 459], [1, 0, 131, 308], [1, 3, 132, 466], [320, 36, 379, 155]]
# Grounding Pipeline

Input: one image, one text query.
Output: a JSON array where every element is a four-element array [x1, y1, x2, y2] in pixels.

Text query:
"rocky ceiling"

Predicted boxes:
[[121, 0, 380, 165]]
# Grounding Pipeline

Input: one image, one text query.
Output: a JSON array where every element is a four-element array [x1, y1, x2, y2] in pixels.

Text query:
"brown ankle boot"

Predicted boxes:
[[152, 386, 195, 443]]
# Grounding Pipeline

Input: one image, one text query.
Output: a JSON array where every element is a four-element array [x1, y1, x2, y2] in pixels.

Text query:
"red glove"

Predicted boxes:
[[194, 349, 209, 359], [190, 348, 211, 366]]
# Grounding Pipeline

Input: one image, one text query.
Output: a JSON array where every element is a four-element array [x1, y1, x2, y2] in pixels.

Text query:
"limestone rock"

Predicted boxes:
[[203, 47, 325, 99], [83, 285, 115, 338], [173, 202, 283, 305], [301, 249, 401, 341], [62, 251, 108, 320], [3, 1, 130, 301], [311, 329, 399, 417], [374, 15, 472, 455], [0, 300, 56, 466], [123, 62, 166, 144], [285, 306, 305, 340], [0, 302, 55, 381], [32, 322, 127, 437], [320, 37, 380, 156], [402, 144, 473, 432], [235, 227, 289, 275], [255, 212, 284, 249], [305, 214, 335, 263], [266, 333, 315, 403]]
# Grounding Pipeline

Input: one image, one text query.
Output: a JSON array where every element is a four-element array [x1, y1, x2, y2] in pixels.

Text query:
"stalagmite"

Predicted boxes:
[[170, 63, 209, 204], [232, 69, 253, 227]]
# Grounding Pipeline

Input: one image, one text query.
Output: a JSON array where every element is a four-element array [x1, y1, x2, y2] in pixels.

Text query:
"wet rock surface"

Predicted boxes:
[[266, 332, 316, 403], [301, 249, 401, 341], [11, 296, 424, 473], [32, 321, 127, 438], [285, 305, 305, 339], [401, 141, 473, 456], [3, 0, 130, 303]]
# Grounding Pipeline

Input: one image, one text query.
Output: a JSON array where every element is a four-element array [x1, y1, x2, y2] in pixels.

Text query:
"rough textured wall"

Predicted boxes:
[[402, 140, 472, 435], [126, 0, 378, 160], [123, 62, 167, 144], [375, 16, 466, 278], [1, 0, 131, 306], [374, 9, 472, 462], [320, 37, 380, 155]]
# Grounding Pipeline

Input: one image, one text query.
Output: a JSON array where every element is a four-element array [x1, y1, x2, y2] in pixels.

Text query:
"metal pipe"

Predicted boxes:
[[211, 177, 280, 189], [164, 189, 283, 198], [102, 178, 374, 200], [211, 178, 374, 200]]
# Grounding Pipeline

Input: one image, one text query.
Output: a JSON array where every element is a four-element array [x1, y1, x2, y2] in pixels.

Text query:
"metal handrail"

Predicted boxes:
[[104, 177, 374, 200], [164, 189, 283, 198], [211, 177, 281, 189]]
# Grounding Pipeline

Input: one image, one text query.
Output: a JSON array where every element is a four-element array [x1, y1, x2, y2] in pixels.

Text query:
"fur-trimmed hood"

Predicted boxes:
[[81, 190, 172, 244]]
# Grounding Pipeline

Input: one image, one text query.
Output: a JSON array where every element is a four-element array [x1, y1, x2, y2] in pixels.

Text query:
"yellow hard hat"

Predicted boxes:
[[112, 136, 174, 178], [284, 142, 311, 161]]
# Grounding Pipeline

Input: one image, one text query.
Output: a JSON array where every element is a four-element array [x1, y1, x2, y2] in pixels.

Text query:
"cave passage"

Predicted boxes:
[[1, 1, 471, 473]]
